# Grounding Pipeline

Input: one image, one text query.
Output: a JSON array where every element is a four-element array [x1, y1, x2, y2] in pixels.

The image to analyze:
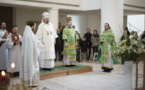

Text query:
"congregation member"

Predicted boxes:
[[124, 27, 130, 36], [91, 30, 100, 59], [62, 17, 79, 66], [20, 21, 43, 87], [84, 28, 92, 60], [141, 31, 145, 44], [121, 31, 128, 41], [55, 29, 63, 61], [98, 23, 119, 72], [59, 25, 63, 34], [6, 26, 22, 76], [60, 25, 65, 35], [80, 36, 88, 61], [36, 12, 58, 70]]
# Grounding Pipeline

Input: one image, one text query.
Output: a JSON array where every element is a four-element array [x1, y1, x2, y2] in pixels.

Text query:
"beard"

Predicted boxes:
[[1, 27, 6, 29], [12, 31, 17, 34], [105, 28, 109, 30], [12, 32, 17, 34], [68, 25, 72, 28], [43, 19, 49, 24], [46, 21, 49, 24]]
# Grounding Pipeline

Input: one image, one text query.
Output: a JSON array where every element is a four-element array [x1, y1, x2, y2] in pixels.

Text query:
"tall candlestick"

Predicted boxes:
[[11, 63, 15, 86]]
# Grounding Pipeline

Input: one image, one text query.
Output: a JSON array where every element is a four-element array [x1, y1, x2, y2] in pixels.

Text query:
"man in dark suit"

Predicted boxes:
[[84, 28, 92, 60]]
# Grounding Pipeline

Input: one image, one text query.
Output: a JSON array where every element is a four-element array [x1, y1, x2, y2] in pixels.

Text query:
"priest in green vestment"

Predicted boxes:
[[98, 23, 119, 72], [62, 17, 79, 66]]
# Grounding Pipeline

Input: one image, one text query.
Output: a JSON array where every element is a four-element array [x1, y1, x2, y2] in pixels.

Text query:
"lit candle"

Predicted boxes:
[[11, 63, 15, 86], [0, 71, 10, 90], [1, 71, 6, 77], [11, 63, 15, 69]]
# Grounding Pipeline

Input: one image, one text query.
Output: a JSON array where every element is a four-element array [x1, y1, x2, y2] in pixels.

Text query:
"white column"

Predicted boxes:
[[47, 8, 59, 31], [101, 0, 124, 43]]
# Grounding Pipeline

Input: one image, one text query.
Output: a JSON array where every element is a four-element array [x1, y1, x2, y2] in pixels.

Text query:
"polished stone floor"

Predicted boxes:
[[12, 60, 144, 90]]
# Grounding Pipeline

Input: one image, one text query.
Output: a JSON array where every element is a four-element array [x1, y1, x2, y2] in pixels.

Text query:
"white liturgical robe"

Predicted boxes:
[[36, 22, 58, 68], [20, 25, 43, 86], [6, 33, 22, 72], [0, 29, 8, 70]]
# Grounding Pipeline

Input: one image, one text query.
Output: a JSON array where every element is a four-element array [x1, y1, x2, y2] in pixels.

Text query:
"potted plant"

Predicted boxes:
[[114, 32, 145, 90]]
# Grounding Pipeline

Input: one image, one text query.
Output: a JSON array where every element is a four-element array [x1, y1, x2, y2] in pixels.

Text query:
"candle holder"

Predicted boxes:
[[0, 71, 10, 90], [0, 70, 31, 90]]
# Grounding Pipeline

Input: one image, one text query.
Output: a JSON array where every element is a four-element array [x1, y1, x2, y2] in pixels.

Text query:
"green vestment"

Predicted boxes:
[[62, 26, 79, 65], [97, 28, 119, 65]]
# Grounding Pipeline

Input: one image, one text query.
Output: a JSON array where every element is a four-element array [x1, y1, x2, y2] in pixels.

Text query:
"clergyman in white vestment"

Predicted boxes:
[[36, 12, 58, 69], [0, 22, 9, 71], [20, 21, 43, 87], [6, 26, 22, 74]]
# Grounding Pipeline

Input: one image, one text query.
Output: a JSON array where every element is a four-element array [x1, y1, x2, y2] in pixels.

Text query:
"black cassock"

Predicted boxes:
[[55, 33, 63, 60]]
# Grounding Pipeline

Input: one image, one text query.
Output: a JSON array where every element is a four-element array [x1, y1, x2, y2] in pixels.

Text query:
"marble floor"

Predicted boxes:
[[13, 61, 144, 90]]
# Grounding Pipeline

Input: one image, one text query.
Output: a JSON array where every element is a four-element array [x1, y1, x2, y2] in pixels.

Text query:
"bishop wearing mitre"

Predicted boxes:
[[36, 12, 58, 70]]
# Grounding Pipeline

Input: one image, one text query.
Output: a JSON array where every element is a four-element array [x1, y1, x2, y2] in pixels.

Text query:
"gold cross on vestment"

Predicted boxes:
[[14, 36, 18, 40]]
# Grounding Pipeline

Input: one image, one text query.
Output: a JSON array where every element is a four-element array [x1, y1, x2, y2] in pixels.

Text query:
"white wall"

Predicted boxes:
[[67, 14, 101, 38], [14, 7, 101, 38], [59, 13, 67, 26], [14, 8, 71, 35], [68, 14, 88, 38], [88, 15, 101, 35], [14, 8, 45, 35], [127, 15, 145, 35], [82, 0, 101, 11]]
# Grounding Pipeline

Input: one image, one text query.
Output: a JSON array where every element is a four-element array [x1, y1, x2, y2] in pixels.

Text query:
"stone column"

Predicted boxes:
[[101, 0, 124, 43], [47, 8, 59, 31]]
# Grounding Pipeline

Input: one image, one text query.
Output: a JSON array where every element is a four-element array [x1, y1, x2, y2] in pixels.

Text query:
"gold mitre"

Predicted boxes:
[[42, 12, 49, 19], [67, 17, 72, 22]]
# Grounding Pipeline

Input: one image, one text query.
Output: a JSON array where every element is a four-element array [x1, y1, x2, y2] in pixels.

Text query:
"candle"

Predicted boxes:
[[0, 71, 10, 90], [1, 71, 6, 77], [11, 63, 15, 86], [11, 63, 15, 69]]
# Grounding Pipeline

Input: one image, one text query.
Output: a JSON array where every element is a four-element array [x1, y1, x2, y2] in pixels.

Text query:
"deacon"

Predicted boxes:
[[62, 17, 79, 66], [98, 23, 118, 72], [36, 12, 58, 70], [20, 21, 43, 87], [6, 26, 22, 76], [0, 22, 9, 71]]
